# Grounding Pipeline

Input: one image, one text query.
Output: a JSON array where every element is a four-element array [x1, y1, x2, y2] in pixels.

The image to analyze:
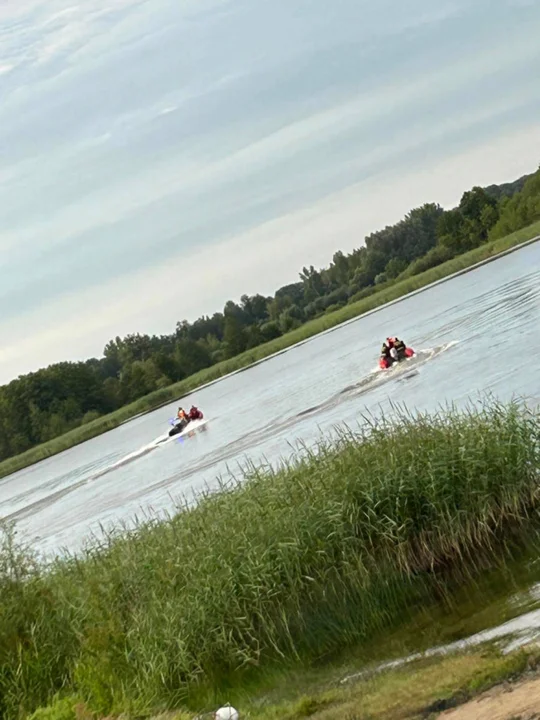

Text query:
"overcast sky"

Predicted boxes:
[[0, 0, 539, 383]]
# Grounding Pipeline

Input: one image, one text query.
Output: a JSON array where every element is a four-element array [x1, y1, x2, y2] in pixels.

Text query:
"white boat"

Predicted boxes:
[[155, 416, 209, 445]]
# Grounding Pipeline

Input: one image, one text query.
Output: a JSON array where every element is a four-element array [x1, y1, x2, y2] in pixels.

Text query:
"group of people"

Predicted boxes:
[[380, 336, 407, 361], [176, 405, 203, 425]]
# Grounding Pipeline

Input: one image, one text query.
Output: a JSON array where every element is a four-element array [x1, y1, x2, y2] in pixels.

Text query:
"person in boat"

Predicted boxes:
[[383, 337, 399, 358], [176, 407, 190, 427], [380, 337, 404, 363], [380, 340, 393, 366], [188, 405, 202, 421], [379, 341, 392, 369], [386, 336, 409, 358], [393, 337, 407, 357], [387, 336, 402, 353]]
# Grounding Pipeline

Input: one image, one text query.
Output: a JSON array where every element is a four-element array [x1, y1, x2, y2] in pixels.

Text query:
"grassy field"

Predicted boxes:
[[0, 220, 539, 480], [1, 401, 540, 719]]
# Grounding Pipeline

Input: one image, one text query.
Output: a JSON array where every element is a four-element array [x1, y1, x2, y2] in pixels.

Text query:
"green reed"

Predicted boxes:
[[0, 400, 539, 718]]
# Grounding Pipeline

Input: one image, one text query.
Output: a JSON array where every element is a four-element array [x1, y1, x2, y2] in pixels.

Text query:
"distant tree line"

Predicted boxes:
[[0, 166, 538, 461]]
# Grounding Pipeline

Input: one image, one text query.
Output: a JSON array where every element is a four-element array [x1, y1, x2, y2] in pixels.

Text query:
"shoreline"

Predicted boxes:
[[29, 641, 540, 720], [437, 669, 540, 719], [240, 641, 540, 720], [1, 228, 538, 479], [123, 229, 540, 424]]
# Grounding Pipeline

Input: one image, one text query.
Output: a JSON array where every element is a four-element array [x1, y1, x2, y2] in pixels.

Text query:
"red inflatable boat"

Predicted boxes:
[[379, 346, 415, 370]]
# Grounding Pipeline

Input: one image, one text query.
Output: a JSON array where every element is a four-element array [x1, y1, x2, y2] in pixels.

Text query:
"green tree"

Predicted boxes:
[[120, 360, 164, 402], [489, 165, 540, 239], [245, 324, 263, 349], [241, 294, 270, 324], [437, 209, 466, 252], [300, 265, 325, 301], [278, 305, 304, 333], [175, 340, 212, 377], [223, 315, 247, 358], [385, 257, 407, 279], [267, 294, 292, 322], [457, 186, 499, 245], [260, 321, 282, 342]]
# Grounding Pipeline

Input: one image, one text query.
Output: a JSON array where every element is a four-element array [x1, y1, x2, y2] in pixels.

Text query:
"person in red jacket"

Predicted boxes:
[[188, 405, 203, 421], [382, 337, 398, 360]]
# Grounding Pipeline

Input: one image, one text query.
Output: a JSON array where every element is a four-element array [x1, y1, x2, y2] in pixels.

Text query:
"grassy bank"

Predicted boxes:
[[27, 643, 540, 720], [231, 642, 540, 719], [0, 221, 539, 480], [1, 401, 540, 719]]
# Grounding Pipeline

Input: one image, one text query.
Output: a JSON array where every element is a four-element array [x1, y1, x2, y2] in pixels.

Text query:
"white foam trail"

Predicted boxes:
[[90, 420, 209, 480], [84, 342, 457, 480], [357, 341, 458, 395]]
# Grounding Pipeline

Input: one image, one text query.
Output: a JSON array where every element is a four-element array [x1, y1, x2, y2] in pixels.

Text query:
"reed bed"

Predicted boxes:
[[1, 222, 539, 481], [0, 401, 539, 719]]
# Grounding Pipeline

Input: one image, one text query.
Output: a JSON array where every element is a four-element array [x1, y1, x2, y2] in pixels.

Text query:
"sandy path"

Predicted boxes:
[[440, 675, 540, 719]]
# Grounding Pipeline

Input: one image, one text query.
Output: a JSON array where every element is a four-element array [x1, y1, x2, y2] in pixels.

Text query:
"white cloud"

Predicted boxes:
[[0, 0, 150, 81], [2, 25, 538, 260], [33, 19, 88, 64]]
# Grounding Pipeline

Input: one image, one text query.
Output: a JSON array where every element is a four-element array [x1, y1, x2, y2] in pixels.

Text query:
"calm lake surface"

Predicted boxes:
[[1, 241, 539, 564]]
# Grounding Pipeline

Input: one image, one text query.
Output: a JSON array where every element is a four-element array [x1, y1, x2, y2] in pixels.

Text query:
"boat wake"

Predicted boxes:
[[202, 340, 460, 465], [92, 419, 210, 478], [2, 421, 211, 523], [84, 343, 456, 497], [344, 340, 458, 398], [5, 342, 457, 525]]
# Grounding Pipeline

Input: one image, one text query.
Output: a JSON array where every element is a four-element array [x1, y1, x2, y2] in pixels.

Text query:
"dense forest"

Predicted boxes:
[[0, 166, 539, 462]]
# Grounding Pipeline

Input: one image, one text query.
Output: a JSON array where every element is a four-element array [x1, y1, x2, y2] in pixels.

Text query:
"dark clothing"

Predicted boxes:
[[381, 337, 408, 365]]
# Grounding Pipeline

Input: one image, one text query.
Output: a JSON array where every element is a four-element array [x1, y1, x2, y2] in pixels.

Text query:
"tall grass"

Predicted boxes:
[[1, 223, 539, 480], [0, 401, 539, 718]]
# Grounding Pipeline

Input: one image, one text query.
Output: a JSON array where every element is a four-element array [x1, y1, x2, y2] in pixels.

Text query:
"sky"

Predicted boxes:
[[0, 0, 539, 383]]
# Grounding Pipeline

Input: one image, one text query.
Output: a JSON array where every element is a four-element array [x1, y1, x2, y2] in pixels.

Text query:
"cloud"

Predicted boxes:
[[0, 0, 151, 90], [2, 20, 539, 254], [0, 0, 539, 383], [33, 18, 89, 65]]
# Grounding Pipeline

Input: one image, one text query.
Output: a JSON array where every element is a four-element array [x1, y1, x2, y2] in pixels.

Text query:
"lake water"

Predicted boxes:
[[1, 241, 540, 562]]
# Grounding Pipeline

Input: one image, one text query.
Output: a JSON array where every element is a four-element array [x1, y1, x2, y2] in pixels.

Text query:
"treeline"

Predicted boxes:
[[0, 166, 538, 461]]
